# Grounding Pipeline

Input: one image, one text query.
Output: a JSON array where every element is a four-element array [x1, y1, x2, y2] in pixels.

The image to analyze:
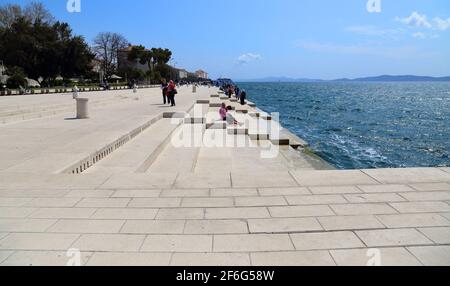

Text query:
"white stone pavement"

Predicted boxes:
[[0, 87, 449, 266]]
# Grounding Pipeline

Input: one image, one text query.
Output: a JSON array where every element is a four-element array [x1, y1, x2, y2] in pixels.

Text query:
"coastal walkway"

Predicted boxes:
[[0, 87, 449, 266]]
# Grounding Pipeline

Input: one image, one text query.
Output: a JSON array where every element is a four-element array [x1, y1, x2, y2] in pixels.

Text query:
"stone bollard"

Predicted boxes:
[[76, 98, 89, 119], [72, 86, 79, 99], [192, 85, 197, 93]]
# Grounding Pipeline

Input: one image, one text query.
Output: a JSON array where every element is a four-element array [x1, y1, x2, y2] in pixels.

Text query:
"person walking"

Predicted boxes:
[[240, 89, 247, 105], [161, 81, 168, 104], [167, 80, 177, 106], [227, 85, 232, 99]]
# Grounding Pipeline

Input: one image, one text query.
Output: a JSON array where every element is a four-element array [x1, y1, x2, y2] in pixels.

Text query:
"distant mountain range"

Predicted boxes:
[[334, 75, 450, 82], [237, 75, 450, 82], [237, 77, 324, 82]]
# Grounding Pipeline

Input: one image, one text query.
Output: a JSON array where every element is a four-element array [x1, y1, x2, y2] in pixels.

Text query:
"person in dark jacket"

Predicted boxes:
[[240, 90, 247, 105], [161, 82, 168, 104]]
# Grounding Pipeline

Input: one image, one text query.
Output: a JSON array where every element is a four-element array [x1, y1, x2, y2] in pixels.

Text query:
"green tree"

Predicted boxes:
[[0, 2, 95, 85], [151, 48, 172, 65], [127, 45, 173, 82], [6, 66, 27, 88]]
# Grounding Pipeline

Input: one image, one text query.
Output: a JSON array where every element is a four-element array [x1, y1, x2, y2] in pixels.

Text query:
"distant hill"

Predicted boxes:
[[237, 77, 323, 83], [333, 75, 450, 82], [236, 75, 450, 83]]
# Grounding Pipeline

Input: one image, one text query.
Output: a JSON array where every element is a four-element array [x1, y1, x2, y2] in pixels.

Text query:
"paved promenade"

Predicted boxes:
[[0, 87, 449, 266]]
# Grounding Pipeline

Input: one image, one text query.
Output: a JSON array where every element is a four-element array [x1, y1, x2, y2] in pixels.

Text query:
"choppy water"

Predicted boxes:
[[237, 82, 450, 169]]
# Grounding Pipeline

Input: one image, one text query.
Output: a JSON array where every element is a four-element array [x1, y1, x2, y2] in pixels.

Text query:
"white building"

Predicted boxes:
[[178, 69, 188, 79], [195, 70, 208, 79]]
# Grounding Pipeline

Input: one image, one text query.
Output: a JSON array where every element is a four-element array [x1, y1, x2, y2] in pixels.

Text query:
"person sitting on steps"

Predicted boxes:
[[226, 106, 242, 125], [219, 103, 227, 121]]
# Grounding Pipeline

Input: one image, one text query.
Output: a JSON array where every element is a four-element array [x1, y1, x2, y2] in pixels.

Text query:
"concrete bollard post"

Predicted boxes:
[[192, 85, 197, 93], [72, 86, 79, 99], [76, 98, 89, 119]]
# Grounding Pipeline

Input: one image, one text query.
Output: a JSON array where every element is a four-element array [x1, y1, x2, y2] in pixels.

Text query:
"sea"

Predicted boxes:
[[237, 82, 450, 170]]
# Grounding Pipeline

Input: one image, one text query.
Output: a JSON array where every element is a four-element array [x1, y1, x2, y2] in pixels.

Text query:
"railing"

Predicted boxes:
[[0, 84, 160, 96]]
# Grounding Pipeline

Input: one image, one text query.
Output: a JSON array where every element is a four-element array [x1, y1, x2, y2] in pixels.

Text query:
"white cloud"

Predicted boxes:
[[236, 53, 261, 64], [434, 17, 450, 31], [396, 12, 432, 28], [412, 32, 426, 39], [346, 25, 402, 38]]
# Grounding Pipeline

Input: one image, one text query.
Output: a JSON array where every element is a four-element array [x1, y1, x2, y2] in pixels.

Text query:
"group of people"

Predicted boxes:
[[161, 80, 178, 106], [222, 84, 247, 105], [160, 80, 247, 126]]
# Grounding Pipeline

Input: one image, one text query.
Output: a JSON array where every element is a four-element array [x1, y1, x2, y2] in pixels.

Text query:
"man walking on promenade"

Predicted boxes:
[[240, 89, 247, 105], [161, 81, 168, 104]]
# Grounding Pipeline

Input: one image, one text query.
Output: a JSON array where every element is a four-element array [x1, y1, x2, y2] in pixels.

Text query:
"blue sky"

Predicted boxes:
[[3, 0, 450, 79]]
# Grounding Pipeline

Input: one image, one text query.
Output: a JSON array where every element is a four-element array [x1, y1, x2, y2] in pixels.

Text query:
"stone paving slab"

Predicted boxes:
[[356, 229, 434, 247], [399, 191, 450, 202], [0, 218, 57, 232], [91, 208, 158, 220], [0, 207, 37, 218], [330, 248, 422, 266], [407, 246, 450, 266], [205, 207, 270, 219], [258, 187, 311, 196], [248, 218, 323, 233], [318, 215, 386, 231], [376, 213, 450, 228], [286, 195, 347, 205], [269, 205, 335, 218], [1, 251, 93, 266], [389, 202, 450, 213], [0, 233, 80, 250], [86, 252, 171, 266], [358, 184, 417, 193], [29, 208, 97, 219], [330, 203, 398, 215], [156, 208, 204, 220], [213, 234, 294, 252], [72, 234, 146, 252], [0, 251, 13, 264], [290, 170, 379, 186], [309, 186, 362, 195], [344, 193, 406, 203], [250, 251, 335, 266], [363, 168, 450, 184], [418, 227, 450, 244], [290, 231, 365, 251], [48, 219, 125, 234], [184, 220, 248, 234], [171, 253, 251, 266], [409, 183, 450, 192], [141, 235, 212, 252], [121, 220, 185, 234]]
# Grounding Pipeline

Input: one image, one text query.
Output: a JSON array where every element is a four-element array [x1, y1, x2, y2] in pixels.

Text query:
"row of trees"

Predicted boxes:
[[0, 2, 95, 88], [0, 2, 176, 88], [126, 45, 173, 83]]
